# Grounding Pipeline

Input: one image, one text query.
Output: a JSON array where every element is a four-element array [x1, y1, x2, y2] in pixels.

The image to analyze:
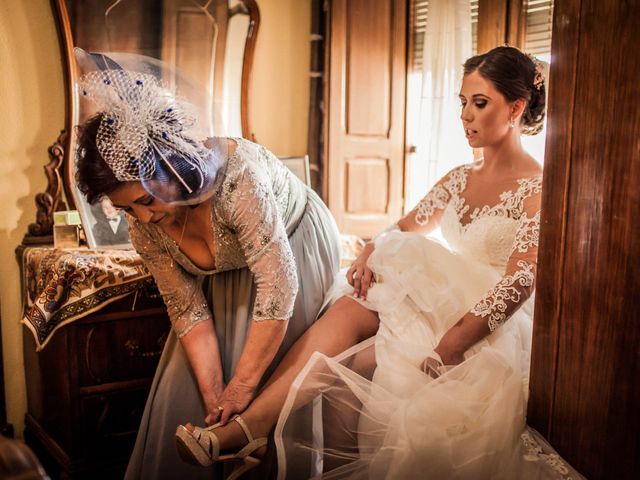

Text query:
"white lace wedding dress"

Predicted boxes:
[[274, 165, 583, 479]]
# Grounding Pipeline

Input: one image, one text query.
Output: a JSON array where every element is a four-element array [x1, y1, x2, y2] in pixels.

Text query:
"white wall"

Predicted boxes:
[[250, 0, 311, 156]]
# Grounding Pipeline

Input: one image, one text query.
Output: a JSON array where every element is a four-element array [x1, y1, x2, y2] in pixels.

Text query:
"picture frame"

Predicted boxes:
[[280, 155, 311, 187], [74, 184, 132, 249]]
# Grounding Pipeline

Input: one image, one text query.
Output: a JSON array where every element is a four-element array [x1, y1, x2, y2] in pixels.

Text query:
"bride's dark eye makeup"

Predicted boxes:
[[459, 96, 488, 109]]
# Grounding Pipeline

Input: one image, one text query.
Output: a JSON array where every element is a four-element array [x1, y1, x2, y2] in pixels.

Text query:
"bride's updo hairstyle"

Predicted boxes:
[[463, 46, 546, 135]]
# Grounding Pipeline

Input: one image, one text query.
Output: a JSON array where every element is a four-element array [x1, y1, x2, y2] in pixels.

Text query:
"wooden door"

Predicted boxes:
[[325, 0, 407, 238], [528, 0, 640, 478]]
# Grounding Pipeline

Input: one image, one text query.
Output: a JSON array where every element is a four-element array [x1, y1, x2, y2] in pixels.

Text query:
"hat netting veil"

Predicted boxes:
[[75, 48, 229, 206]]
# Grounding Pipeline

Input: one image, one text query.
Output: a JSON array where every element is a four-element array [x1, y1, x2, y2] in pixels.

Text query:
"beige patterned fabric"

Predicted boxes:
[[21, 247, 151, 350]]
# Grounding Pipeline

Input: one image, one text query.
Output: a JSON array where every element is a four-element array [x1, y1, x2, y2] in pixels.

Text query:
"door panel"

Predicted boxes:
[[326, 0, 407, 238]]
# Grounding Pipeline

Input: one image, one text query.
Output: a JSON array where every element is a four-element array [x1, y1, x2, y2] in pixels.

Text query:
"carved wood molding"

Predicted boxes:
[[22, 131, 70, 246], [239, 0, 260, 142]]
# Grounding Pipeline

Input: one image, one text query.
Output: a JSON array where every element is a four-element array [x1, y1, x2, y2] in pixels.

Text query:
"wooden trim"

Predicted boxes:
[[239, 0, 260, 141], [24, 413, 72, 469], [527, 0, 581, 439], [52, 0, 77, 212], [78, 379, 152, 396], [477, 0, 508, 53], [307, 0, 326, 197], [406, 0, 418, 71], [322, 0, 333, 201], [22, 131, 69, 245], [506, 0, 525, 47]]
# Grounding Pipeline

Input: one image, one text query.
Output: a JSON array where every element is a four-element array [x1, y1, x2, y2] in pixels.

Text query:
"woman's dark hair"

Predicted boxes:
[[75, 113, 123, 204], [463, 46, 546, 135]]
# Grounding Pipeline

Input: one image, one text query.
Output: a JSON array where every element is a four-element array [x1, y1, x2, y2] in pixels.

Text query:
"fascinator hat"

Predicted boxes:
[[75, 48, 228, 206]]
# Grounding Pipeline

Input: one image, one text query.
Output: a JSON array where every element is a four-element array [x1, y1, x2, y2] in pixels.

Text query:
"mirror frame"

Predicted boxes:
[[22, 0, 260, 244]]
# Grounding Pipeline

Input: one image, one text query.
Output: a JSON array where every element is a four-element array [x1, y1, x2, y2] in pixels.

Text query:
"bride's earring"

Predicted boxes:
[[509, 119, 515, 128]]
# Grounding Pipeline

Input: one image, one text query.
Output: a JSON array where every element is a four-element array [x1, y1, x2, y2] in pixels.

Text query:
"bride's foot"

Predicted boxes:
[[175, 415, 267, 477]]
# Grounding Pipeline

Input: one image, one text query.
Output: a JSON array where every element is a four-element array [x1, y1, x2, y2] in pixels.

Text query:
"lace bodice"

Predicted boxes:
[[438, 165, 542, 270], [129, 138, 300, 337], [410, 164, 542, 331]]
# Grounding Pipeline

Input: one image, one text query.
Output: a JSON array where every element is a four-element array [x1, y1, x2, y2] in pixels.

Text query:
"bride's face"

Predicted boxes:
[[459, 70, 514, 149]]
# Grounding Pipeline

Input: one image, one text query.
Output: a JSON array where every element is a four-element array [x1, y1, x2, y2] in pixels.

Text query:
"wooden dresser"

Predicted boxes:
[[22, 279, 170, 479]]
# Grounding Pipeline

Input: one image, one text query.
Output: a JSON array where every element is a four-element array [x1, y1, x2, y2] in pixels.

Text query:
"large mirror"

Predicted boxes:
[[49, 0, 259, 247]]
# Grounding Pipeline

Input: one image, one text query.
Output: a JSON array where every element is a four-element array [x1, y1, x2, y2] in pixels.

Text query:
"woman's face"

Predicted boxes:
[[108, 182, 180, 226], [459, 70, 515, 149]]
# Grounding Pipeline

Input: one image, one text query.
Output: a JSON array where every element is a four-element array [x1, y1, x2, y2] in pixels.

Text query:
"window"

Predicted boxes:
[[524, 0, 554, 59], [521, 0, 553, 164], [411, 0, 479, 72]]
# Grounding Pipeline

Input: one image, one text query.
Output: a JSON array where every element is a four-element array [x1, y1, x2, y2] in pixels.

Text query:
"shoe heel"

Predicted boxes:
[[175, 425, 214, 467]]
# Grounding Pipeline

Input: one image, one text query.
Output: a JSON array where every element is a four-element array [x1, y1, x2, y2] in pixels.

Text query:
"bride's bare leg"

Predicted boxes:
[[321, 344, 377, 472], [205, 297, 379, 450]]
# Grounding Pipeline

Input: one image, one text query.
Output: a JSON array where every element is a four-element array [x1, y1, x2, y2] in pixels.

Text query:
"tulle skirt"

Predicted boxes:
[[275, 232, 582, 479]]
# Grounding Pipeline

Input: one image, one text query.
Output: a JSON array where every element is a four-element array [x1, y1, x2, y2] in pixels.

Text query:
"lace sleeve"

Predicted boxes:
[[401, 166, 468, 232], [469, 195, 541, 331], [128, 219, 211, 337], [224, 162, 298, 321]]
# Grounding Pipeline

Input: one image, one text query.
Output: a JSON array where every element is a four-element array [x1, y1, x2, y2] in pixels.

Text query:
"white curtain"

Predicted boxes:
[[406, 0, 473, 209]]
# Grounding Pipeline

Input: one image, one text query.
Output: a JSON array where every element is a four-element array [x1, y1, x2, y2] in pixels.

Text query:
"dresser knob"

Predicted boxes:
[[124, 339, 163, 358]]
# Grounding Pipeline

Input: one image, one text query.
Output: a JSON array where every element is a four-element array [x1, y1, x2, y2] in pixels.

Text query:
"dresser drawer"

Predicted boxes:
[[77, 312, 170, 386], [80, 386, 150, 460]]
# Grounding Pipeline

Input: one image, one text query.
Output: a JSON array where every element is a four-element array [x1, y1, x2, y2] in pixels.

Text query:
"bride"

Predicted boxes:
[[175, 46, 581, 479]]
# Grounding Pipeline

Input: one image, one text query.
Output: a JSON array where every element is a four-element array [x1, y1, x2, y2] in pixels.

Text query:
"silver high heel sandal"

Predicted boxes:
[[175, 415, 267, 479]]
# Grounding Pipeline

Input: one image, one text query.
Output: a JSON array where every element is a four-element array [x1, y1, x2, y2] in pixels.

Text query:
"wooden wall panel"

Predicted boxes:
[[529, 0, 640, 478], [345, 158, 389, 214], [326, 0, 406, 238], [346, 0, 391, 136]]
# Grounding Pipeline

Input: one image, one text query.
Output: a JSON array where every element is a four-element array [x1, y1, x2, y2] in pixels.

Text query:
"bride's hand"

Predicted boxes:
[[422, 346, 465, 379], [347, 242, 376, 300]]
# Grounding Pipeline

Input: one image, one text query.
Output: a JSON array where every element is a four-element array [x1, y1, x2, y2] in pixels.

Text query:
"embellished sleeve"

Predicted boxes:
[[128, 219, 211, 337], [469, 193, 541, 331], [401, 166, 467, 233], [224, 163, 298, 321]]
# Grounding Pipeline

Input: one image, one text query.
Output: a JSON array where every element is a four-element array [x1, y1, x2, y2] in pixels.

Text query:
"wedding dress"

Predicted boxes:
[[274, 165, 582, 479]]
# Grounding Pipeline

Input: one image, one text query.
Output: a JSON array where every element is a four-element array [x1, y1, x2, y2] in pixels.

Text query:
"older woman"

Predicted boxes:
[[75, 64, 340, 479]]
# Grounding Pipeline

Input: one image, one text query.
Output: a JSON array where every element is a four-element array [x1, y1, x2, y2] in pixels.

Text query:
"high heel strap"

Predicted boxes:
[[232, 415, 254, 442], [231, 415, 268, 459]]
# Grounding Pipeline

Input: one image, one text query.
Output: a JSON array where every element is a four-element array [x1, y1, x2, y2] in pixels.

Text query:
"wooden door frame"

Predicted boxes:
[[477, 0, 526, 52]]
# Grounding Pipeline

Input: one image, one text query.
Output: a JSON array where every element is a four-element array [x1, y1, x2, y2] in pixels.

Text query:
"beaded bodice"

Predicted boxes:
[[129, 138, 303, 337]]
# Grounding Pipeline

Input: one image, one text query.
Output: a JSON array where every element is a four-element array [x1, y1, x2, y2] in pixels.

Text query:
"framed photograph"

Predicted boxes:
[[280, 155, 311, 187], [74, 185, 132, 249]]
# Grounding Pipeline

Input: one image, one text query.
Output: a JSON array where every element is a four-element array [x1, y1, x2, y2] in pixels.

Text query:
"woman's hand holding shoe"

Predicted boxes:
[[205, 377, 257, 426]]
